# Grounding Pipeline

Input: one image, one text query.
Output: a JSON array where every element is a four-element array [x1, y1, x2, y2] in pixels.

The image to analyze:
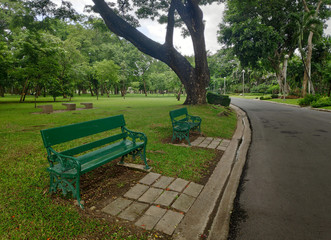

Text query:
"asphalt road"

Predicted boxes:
[[229, 98, 331, 240]]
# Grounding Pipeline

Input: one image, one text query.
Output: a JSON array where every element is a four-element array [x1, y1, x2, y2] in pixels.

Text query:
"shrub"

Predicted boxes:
[[260, 96, 272, 100], [207, 92, 231, 107], [267, 85, 280, 94], [311, 97, 331, 108], [271, 94, 279, 99], [298, 94, 321, 107], [251, 84, 268, 93]]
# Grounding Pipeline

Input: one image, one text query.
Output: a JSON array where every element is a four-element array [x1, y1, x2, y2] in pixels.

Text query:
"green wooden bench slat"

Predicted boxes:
[[41, 115, 126, 147], [169, 107, 188, 119], [60, 132, 128, 157], [40, 114, 149, 209], [48, 140, 144, 176], [77, 139, 142, 165]]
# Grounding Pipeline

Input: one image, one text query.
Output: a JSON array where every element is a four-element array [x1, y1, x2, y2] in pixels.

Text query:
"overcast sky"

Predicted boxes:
[[53, 0, 330, 56]]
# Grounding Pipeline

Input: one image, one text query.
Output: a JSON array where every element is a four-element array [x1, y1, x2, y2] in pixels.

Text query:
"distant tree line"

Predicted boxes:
[[1, 0, 330, 102], [214, 0, 331, 97], [0, 0, 182, 102]]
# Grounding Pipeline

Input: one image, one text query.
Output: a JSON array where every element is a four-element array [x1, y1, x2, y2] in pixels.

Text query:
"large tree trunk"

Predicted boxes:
[[143, 79, 147, 97], [302, 31, 314, 97], [271, 58, 290, 95], [20, 79, 29, 103], [301, 0, 323, 97], [92, 0, 210, 104], [0, 85, 4, 97]]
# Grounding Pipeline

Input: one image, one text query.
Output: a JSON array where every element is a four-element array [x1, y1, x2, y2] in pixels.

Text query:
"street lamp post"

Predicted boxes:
[[283, 54, 289, 100], [242, 69, 245, 96], [224, 77, 226, 94]]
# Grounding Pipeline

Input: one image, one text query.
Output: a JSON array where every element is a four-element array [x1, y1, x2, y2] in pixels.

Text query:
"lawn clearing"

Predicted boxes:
[[266, 98, 301, 105], [0, 94, 237, 239]]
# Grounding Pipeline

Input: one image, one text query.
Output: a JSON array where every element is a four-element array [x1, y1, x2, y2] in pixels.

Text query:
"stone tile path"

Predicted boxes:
[[102, 172, 204, 235], [173, 137, 231, 151]]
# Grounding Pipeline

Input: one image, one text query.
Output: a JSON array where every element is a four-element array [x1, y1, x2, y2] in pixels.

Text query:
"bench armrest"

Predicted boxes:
[[173, 120, 190, 129], [48, 147, 81, 172], [122, 127, 147, 144], [187, 114, 202, 123]]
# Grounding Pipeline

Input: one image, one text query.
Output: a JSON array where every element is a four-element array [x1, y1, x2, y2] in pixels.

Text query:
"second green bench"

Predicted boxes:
[[169, 107, 202, 146]]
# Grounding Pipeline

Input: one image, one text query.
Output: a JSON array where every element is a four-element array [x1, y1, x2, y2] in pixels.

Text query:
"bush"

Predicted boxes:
[[267, 85, 280, 94], [311, 97, 331, 108], [251, 84, 268, 93], [260, 96, 272, 100], [271, 94, 279, 99], [207, 92, 231, 107], [298, 94, 321, 107]]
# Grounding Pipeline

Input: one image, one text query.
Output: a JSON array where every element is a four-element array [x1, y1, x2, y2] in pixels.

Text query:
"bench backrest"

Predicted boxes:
[[40, 115, 126, 150], [169, 107, 188, 123]]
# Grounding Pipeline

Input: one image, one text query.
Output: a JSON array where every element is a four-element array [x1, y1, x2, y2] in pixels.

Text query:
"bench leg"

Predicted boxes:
[[119, 156, 125, 164], [49, 173, 56, 193], [49, 173, 84, 208], [75, 176, 83, 209], [173, 130, 191, 146], [140, 146, 150, 170]]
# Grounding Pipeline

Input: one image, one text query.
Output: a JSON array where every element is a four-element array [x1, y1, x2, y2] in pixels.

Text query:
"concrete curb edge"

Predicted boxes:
[[207, 105, 251, 240], [173, 104, 251, 240]]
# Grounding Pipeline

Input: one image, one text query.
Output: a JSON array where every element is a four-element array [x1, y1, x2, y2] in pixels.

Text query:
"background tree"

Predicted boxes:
[[219, 0, 330, 97], [94, 59, 120, 97], [299, 0, 329, 96], [91, 0, 213, 104]]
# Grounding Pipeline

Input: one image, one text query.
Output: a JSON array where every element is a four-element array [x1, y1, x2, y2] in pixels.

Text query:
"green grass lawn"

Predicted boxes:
[[229, 93, 263, 99], [266, 98, 301, 105], [230, 94, 302, 106], [0, 94, 237, 239]]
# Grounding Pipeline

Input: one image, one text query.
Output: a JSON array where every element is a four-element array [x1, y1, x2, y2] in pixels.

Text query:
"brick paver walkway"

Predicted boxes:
[[102, 172, 203, 235], [173, 137, 230, 150], [101, 137, 230, 235]]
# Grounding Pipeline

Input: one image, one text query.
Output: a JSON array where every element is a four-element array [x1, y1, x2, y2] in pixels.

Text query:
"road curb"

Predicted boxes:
[[173, 104, 251, 240], [207, 105, 251, 240]]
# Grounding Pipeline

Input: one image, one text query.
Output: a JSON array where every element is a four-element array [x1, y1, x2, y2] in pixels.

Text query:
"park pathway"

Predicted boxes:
[[228, 98, 331, 240], [101, 137, 230, 236]]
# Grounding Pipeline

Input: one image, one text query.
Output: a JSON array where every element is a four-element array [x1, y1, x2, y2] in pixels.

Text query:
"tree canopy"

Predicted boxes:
[[218, 0, 331, 96], [91, 0, 221, 104]]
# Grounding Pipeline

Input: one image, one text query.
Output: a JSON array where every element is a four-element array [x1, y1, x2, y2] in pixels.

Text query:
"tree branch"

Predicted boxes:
[[302, 0, 310, 12], [92, 0, 167, 62], [165, 0, 175, 47], [315, 0, 323, 14], [302, 0, 323, 13]]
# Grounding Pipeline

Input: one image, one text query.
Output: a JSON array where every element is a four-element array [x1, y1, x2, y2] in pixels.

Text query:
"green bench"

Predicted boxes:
[[40, 115, 149, 208], [169, 107, 202, 146]]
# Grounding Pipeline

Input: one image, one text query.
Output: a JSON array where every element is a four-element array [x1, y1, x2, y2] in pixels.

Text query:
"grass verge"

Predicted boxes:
[[0, 94, 237, 239]]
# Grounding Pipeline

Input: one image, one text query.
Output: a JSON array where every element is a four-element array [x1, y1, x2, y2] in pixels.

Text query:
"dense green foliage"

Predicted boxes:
[[216, 0, 331, 97], [298, 94, 331, 107], [311, 96, 331, 107], [1, 0, 330, 102], [298, 94, 321, 106], [0, 0, 183, 101], [206, 92, 231, 107]]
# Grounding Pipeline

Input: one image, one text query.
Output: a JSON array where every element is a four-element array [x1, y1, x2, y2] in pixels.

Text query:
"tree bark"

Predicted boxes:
[[301, 0, 323, 97], [92, 0, 210, 104], [302, 31, 314, 96], [20, 79, 29, 103], [0, 85, 4, 97], [143, 79, 147, 96]]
